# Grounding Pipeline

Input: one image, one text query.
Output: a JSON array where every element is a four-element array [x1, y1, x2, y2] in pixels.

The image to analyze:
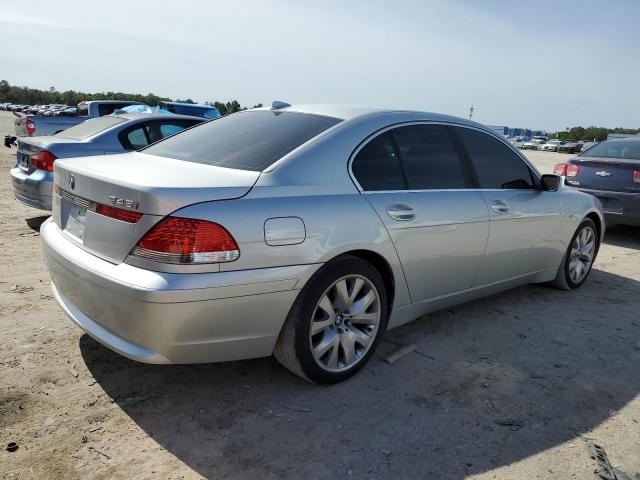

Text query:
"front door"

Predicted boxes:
[[452, 126, 563, 285]]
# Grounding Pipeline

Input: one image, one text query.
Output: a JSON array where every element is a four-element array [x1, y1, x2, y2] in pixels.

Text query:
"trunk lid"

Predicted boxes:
[[52, 152, 260, 264], [16, 136, 81, 173], [569, 157, 640, 192]]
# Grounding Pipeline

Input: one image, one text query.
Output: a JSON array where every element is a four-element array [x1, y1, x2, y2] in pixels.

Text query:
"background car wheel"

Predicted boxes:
[[273, 255, 388, 384], [550, 218, 599, 290]]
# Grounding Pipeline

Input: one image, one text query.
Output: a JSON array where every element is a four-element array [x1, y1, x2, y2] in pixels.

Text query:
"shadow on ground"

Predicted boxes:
[[81, 231, 640, 479], [603, 224, 640, 249], [26, 215, 50, 232]]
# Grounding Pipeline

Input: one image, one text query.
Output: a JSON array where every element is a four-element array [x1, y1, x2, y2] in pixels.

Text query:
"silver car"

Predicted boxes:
[[41, 104, 604, 384], [11, 113, 204, 210]]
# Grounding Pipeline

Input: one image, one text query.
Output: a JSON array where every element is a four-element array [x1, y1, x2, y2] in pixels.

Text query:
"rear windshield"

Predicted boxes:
[[581, 140, 640, 161], [55, 116, 127, 140], [142, 110, 343, 171]]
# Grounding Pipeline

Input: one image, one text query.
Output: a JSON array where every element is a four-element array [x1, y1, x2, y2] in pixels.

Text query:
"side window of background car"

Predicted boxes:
[[392, 124, 469, 189], [455, 127, 535, 189], [124, 127, 149, 150], [352, 131, 406, 191]]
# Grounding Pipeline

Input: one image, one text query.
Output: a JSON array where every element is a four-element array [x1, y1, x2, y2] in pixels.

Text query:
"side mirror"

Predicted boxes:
[[540, 174, 560, 192]]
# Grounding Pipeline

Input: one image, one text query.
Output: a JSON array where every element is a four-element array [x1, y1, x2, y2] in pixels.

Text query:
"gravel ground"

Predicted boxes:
[[1, 111, 639, 480]]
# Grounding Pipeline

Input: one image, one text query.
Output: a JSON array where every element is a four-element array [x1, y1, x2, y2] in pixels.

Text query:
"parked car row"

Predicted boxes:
[[8, 101, 606, 383], [4, 100, 221, 137]]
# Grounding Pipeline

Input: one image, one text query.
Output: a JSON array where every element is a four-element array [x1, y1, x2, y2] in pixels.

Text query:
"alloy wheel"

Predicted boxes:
[[308, 275, 381, 373], [569, 226, 596, 283]]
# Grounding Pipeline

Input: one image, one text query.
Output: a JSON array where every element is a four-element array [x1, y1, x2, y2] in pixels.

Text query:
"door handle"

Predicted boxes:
[[490, 199, 510, 214], [386, 203, 415, 221]]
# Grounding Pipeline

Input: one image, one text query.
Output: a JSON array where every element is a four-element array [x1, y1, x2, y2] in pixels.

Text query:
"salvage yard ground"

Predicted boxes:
[[1, 110, 639, 479]]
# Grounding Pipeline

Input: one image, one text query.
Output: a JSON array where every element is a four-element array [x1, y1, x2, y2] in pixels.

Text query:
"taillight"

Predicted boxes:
[[31, 150, 57, 171], [554, 163, 568, 176], [634, 171, 640, 184], [131, 217, 239, 264], [566, 164, 580, 177], [95, 204, 143, 223], [26, 119, 35, 135]]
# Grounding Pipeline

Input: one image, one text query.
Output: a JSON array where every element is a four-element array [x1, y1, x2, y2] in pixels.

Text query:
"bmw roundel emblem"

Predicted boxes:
[[68, 173, 75, 190]]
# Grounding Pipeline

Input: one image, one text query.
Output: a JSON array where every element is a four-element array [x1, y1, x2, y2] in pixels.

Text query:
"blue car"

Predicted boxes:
[[158, 101, 221, 119]]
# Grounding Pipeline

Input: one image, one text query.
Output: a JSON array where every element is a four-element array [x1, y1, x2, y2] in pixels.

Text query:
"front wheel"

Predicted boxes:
[[551, 219, 599, 290], [274, 255, 388, 383]]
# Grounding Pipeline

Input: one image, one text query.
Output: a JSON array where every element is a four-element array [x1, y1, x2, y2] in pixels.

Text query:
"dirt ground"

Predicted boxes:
[[1, 110, 639, 480]]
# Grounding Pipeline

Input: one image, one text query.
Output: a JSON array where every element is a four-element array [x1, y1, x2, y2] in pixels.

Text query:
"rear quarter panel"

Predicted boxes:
[[170, 191, 412, 309]]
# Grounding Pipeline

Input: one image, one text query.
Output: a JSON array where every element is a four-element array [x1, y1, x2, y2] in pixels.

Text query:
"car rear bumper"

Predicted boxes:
[[577, 187, 640, 225], [41, 218, 320, 364], [11, 166, 53, 210]]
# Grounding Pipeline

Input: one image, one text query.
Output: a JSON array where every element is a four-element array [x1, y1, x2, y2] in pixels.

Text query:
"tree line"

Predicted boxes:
[[0, 80, 261, 115], [552, 126, 640, 142]]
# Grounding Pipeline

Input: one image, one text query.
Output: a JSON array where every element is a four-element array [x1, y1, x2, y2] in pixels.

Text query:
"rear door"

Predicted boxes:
[[353, 123, 490, 302], [453, 126, 563, 285]]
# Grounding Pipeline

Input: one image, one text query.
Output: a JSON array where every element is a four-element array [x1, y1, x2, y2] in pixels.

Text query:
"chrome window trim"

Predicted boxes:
[[347, 120, 542, 194]]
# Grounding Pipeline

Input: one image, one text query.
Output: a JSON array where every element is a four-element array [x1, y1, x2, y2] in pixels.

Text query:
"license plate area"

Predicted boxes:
[[58, 188, 95, 244], [64, 204, 87, 241], [17, 152, 30, 170]]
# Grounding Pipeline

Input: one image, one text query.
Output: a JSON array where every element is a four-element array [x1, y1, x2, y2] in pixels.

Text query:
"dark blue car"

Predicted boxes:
[[555, 138, 640, 226], [158, 101, 221, 119]]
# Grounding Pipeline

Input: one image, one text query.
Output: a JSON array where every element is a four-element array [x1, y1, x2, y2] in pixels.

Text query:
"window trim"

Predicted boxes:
[[347, 120, 542, 193], [118, 119, 201, 150]]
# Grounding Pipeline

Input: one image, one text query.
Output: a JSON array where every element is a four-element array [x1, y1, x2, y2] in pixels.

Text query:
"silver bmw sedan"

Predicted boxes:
[[41, 104, 604, 384]]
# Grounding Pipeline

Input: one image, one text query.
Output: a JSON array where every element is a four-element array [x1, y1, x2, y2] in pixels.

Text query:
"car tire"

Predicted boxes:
[[273, 255, 388, 384], [550, 218, 599, 290]]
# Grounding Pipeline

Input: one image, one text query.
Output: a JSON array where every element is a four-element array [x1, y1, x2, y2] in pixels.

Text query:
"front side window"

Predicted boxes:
[[392, 125, 468, 190], [455, 127, 535, 189], [352, 132, 405, 191]]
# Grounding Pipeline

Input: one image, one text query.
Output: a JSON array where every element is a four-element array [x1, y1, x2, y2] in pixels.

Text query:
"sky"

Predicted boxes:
[[0, 0, 638, 131]]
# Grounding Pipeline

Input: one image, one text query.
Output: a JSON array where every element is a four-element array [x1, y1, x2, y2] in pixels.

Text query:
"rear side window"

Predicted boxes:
[[76, 104, 89, 117], [98, 103, 134, 116], [120, 120, 201, 150], [125, 127, 149, 149], [455, 127, 535, 189], [392, 125, 468, 190], [352, 132, 405, 191], [143, 111, 342, 171]]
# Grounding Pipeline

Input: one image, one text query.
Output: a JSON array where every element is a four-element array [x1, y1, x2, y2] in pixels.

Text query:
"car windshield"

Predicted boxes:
[[54, 116, 127, 140], [581, 140, 640, 160], [143, 110, 343, 171]]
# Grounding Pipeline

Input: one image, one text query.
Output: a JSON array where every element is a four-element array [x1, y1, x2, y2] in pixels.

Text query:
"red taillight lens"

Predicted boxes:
[[31, 150, 57, 171], [566, 164, 580, 177], [131, 217, 239, 264], [634, 171, 640, 184], [553, 163, 568, 176], [95, 204, 143, 223], [26, 119, 35, 135]]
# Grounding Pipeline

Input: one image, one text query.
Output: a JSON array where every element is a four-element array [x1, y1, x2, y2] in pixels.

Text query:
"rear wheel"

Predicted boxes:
[[551, 219, 598, 290], [273, 255, 388, 383]]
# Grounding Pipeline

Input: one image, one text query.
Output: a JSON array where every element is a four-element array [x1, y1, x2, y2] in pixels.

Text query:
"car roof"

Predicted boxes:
[[114, 113, 204, 121], [605, 137, 640, 142], [253, 103, 489, 130]]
